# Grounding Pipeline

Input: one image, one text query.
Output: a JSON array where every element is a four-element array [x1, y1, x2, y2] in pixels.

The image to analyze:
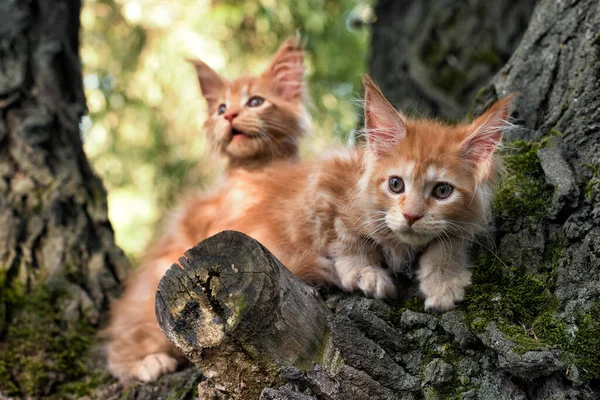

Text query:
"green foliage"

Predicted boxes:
[[0, 276, 110, 398]]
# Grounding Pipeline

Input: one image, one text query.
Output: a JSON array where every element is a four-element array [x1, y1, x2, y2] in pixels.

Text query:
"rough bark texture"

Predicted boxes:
[[156, 231, 331, 399], [369, 0, 538, 120], [0, 0, 129, 317], [0, 0, 129, 397]]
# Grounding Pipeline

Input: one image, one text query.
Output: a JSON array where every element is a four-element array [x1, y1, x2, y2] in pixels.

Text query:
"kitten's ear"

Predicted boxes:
[[188, 58, 226, 108], [362, 75, 406, 156], [463, 95, 514, 179], [263, 37, 304, 102]]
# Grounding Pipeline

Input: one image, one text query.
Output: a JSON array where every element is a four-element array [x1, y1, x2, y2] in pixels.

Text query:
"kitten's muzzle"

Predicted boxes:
[[403, 213, 423, 226]]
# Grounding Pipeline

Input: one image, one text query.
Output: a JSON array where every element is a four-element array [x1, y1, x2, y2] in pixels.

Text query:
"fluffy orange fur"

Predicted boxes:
[[208, 76, 511, 308], [103, 37, 309, 383]]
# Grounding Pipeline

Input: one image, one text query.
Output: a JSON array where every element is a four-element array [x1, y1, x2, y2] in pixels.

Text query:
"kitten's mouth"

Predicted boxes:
[[395, 229, 434, 246], [229, 128, 254, 142], [231, 128, 245, 137]]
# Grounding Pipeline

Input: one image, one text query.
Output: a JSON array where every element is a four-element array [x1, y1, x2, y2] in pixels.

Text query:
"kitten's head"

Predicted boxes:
[[190, 37, 309, 168], [359, 75, 512, 246]]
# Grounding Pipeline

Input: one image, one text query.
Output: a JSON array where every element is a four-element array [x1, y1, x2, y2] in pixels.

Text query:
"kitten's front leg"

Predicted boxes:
[[418, 236, 472, 311], [334, 254, 397, 299]]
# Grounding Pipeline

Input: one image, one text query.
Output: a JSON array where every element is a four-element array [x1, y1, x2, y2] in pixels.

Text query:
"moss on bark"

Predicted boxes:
[[0, 273, 110, 398]]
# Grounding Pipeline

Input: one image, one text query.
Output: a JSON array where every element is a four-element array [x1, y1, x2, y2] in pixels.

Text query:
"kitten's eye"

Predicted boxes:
[[388, 177, 405, 194], [217, 104, 227, 115], [432, 183, 454, 199], [246, 96, 265, 107]]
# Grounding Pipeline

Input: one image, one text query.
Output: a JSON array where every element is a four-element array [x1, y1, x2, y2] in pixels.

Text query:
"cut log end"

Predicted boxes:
[[156, 230, 331, 397]]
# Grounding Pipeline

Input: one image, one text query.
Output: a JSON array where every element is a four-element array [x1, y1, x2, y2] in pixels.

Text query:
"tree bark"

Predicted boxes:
[[0, 0, 128, 324], [369, 0, 537, 120], [0, 0, 129, 396]]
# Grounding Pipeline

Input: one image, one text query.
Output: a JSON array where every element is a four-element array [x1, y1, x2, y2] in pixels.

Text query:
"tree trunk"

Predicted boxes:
[[0, 0, 129, 396], [369, 0, 537, 120]]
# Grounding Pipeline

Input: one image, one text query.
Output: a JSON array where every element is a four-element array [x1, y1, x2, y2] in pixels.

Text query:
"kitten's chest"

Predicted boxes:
[[222, 181, 260, 218], [383, 244, 419, 277], [209, 175, 265, 233]]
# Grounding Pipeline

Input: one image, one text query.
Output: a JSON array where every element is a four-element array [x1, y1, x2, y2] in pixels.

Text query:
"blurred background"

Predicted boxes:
[[80, 0, 373, 260]]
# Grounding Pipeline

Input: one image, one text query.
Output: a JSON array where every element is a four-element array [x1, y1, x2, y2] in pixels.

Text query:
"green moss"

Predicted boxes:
[[567, 300, 600, 379], [584, 164, 600, 202], [389, 296, 425, 326], [421, 344, 477, 400], [462, 263, 556, 331], [460, 244, 559, 356], [530, 299, 600, 380], [0, 276, 109, 398], [472, 49, 502, 66], [462, 235, 600, 379], [498, 324, 544, 355], [493, 140, 553, 224], [531, 310, 569, 346]]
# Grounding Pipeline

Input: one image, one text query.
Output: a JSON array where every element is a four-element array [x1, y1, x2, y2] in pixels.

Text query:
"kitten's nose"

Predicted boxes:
[[224, 111, 239, 123], [403, 213, 423, 226]]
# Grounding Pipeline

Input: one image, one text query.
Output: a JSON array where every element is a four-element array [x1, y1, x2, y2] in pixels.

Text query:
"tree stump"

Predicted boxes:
[[156, 230, 331, 398]]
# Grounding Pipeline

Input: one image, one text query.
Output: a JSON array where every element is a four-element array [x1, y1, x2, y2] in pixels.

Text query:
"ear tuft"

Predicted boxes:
[[362, 75, 406, 156], [263, 37, 305, 101], [188, 58, 226, 108], [463, 94, 515, 179]]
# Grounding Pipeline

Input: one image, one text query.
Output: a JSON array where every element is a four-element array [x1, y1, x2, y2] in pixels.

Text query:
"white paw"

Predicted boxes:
[[339, 266, 396, 299], [134, 352, 179, 382], [420, 263, 471, 312], [423, 283, 466, 311]]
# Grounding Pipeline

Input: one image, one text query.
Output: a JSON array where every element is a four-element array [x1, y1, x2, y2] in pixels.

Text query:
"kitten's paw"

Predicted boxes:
[[339, 266, 396, 299], [424, 293, 460, 311], [420, 264, 471, 312], [423, 283, 466, 312], [135, 352, 178, 382], [358, 267, 397, 299]]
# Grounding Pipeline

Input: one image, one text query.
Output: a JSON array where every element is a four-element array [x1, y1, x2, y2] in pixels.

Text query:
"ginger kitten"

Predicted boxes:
[[192, 38, 308, 171], [209, 75, 510, 310], [103, 37, 309, 383]]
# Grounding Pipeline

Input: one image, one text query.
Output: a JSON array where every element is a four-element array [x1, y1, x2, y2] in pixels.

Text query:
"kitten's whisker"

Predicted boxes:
[[445, 220, 497, 253], [442, 222, 508, 271]]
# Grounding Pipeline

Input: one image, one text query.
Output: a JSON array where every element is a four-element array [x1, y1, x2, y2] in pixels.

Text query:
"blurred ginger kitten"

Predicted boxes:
[[103, 37, 309, 383], [208, 75, 510, 310]]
